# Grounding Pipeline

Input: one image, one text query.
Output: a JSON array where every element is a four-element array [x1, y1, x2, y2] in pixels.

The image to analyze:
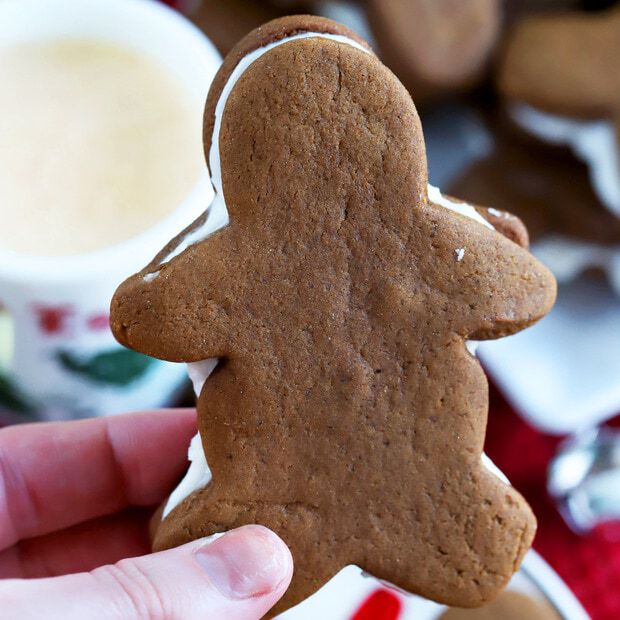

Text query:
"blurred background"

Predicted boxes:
[[1, 0, 620, 618]]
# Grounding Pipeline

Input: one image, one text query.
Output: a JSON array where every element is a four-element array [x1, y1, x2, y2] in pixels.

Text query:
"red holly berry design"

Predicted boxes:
[[87, 313, 110, 332], [33, 305, 74, 335], [350, 589, 403, 620]]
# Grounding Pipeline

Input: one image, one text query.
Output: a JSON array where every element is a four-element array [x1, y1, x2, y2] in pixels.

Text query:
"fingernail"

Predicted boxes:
[[194, 525, 290, 600]]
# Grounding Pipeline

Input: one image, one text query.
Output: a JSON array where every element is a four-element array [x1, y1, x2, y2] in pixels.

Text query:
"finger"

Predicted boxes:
[[0, 409, 196, 549], [0, 525, 294, 620], [0, 508, 151, 579]]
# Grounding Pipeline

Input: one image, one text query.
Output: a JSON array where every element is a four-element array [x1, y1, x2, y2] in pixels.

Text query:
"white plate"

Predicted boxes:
[[479, 275, 620, 435], [280, 550, 589, 619]]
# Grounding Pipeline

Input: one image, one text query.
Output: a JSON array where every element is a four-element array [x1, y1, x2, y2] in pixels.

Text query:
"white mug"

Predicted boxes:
[[0, 0, 221, 420]]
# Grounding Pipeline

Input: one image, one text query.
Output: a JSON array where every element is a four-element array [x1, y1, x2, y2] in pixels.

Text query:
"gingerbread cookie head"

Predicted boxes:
[[111, 15, 556, 616], [498, 7, 620, 215]]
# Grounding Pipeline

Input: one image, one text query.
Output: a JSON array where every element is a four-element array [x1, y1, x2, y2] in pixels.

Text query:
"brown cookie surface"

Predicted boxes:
[[440, 591, 561, 620], [111, 16, 555, 616], [366, 0, 501, 102]]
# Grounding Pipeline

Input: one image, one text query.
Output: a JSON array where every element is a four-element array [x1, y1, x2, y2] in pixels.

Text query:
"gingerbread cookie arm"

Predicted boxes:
[[500, 7, 620, 118], [110, 229, 234, 362], [422, 199, 556, 340]]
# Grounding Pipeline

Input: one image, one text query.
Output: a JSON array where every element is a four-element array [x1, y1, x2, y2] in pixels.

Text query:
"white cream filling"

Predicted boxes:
[[533, 234, 620, 294], [162, 431, 211, 519], [481, 453, 510, 485], [187, 358, 218, 395], [511, 103, 620, 217], [427, 183, 494, 230], [428, 185, 495, 276], [488, 207, 509, 219], [162, 360, 218, 519]]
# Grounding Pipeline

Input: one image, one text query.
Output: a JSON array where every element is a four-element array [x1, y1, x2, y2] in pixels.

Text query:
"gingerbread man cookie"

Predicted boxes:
[[111, 15, 555, 616]]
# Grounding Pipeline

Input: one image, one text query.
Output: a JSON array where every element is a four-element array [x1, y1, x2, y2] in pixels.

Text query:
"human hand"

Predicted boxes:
[[0, 410, 293, 619]]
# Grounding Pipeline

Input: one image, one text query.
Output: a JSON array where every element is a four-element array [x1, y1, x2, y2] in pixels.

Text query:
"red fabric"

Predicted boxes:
[[485, 386, 620, 620]]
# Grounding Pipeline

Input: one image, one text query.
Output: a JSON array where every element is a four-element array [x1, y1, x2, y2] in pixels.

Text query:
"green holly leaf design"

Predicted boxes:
[[0, 373, 35, 414], [56, 348, 156, 386]]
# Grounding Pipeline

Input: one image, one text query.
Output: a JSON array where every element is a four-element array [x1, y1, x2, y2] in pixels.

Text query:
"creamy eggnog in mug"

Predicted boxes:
[[0, 0, 221, 420], [0, 38, 205, 256]]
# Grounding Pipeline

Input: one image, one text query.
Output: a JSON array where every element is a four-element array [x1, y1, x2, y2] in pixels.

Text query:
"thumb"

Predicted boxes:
[[1, 525, 293, 620]]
